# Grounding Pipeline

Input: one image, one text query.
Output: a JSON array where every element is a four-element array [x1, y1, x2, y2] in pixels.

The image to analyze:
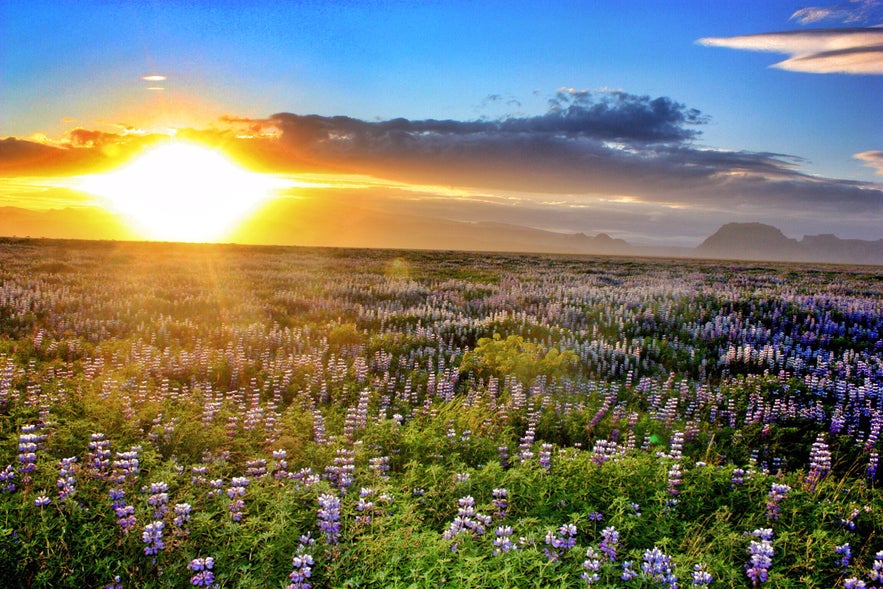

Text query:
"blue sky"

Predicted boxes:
[[1, 0, 881, 246]]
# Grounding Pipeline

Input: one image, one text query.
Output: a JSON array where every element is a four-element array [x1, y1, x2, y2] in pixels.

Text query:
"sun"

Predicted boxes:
[[78, 141, 288, 242]]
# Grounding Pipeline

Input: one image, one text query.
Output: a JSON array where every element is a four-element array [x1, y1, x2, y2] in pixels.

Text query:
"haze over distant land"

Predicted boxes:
[[1, 204, 880, 265], [1, 1, 881, 253]]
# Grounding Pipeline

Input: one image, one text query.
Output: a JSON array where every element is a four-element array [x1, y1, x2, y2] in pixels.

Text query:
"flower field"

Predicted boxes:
[[1, 238, 882, 588]]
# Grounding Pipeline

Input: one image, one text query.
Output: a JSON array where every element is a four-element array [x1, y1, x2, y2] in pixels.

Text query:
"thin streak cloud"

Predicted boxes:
[[697, 28, 883, 74]]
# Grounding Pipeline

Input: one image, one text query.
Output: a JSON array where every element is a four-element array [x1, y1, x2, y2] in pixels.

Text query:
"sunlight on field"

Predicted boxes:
[[77, 141, 293, 242]]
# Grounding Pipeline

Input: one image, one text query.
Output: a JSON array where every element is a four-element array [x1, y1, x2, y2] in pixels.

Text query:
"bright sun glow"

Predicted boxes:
[[78, 141, 289, 242]]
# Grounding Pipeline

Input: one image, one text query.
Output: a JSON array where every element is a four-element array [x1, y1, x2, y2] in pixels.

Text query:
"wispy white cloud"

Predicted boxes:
[[697, 28, 883, 74], [791, 0, 883, 25], [855, 150, 883, 174]]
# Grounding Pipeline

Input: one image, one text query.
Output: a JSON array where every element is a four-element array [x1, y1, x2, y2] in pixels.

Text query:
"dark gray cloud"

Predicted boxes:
[[230, 95, 882, 220]]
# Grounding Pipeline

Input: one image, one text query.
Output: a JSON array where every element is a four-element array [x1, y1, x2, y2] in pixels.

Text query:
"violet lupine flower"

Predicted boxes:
[[539, 443, 553, 471], [498, 445, 509, 468], [17, 430, 41, 484], [665, 463, 682, 511], [442, 495, 492, 551], [766, 483, 791, 520], [207, 478, 224, 498], [34, 494, 51, 507], [492, 488, 508, 519], [492, 525, 517, 556], [142, 521, 165, 559], [621, 561, 637, 581], [173, 503, 192, 535], [245, 459, 267, 478], [867, 452, 878, 481], [147, 481, 169, 519], [369, 456, 390, 479], [56, 457, 77, 501], [325, 449, 355, 494], [110, 487, 136, 534], [287, 553, 314, 589], [355, 487, 375, 524], [581, 547, 601, 584], [191, 466, 208, 487], [599, 526, 618, 562], [543, 523, 577, 561], [87, 433, 111, 479], [732, 467, 746, 487], [317, 493, 341, 545], [227, 477, 249, 522], [746, 528, 774, 586], [691, 563, 712, 588], [869, 550, 883, 583], [642, 547, 677, 588], [111, 449, 140, 485], [587, 511, 604, 522], [805, 434, 831, 492], [843, 578, 866, 589], [0, 464, 15, 492], [835, 543, 852, 569], [104, 575, 122, 589], [189, 557, 216, 587]]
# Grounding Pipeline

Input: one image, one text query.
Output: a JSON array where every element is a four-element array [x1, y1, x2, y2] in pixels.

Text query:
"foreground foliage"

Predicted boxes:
[[0, 239, 882, 588]]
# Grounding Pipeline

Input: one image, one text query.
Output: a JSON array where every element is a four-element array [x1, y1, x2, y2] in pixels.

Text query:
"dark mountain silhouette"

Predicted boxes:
[[695, 222, 883, 265]]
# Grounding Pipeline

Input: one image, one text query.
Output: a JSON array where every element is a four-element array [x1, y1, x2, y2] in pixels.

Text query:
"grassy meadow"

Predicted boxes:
[[0, 238, 882, 588]]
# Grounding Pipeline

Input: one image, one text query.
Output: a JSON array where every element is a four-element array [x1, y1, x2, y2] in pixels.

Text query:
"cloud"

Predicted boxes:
[[791, 0, 883, 24], [698, 28, 883, 74], [3, 88, 883, 242], [855, 149, 883, 174]]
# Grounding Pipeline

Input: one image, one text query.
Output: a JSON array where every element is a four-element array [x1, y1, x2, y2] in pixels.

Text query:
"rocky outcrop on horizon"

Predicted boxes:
[[696, 222, 883, 265]]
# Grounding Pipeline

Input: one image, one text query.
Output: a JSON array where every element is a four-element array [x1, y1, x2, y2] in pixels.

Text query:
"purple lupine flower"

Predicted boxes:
[[189, 557, 216, 587], [766, 483, 790, 520], [539, 443, 553, 471], [173, 503, 192, 535], [103, 575, 122, 589], [581, 547, 601, 584], [369, 456, 390, 479], [599, 526, 618, 562], [492, 488, 508, 519], [665, 463, 682, 511], [34, 494, 51, 507], [110, 487, 136, 534], [142, 521, 165, 559], [355, 487, 375, 524], [691, 563, 712, 588], [543, 523, 577, 561], [843, 578, 866, 589], [87, 433, 111, 479], [587, 511, 604, 522], [498, 445, 509, 468], [287, 553, 314, 589], [869, 550, 883, 583], [146, 481, 169, 519], [0, 464, 15, 493], [227, 477, 249, 521], [317, 493, 341, 545], [442, 495, 491, 551], [835, 543, 852, 569], [805, 434, 831, 492], [642, 547, 677, 588], [746, 528, 774, 586], [492, 525, 517, 556], [56, 457, 77, 501], [731, 467, 746, 487], [621, 560, 637, 581]]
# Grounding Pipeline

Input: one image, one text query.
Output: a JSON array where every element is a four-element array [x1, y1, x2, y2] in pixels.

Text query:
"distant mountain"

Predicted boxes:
[[696, 222, 883, 265]]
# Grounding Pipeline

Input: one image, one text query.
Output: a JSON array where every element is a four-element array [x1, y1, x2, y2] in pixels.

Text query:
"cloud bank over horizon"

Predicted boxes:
[[2, 87, 882, 246]]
